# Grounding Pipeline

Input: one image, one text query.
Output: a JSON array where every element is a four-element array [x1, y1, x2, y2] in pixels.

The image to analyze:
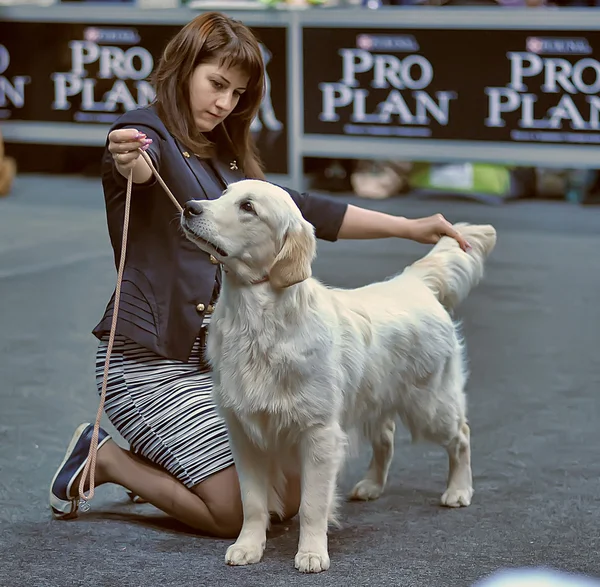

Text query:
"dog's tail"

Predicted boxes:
[[405, 223, 497, 311]]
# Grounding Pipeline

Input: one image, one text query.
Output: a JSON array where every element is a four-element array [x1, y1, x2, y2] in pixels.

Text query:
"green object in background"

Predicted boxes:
[[409, 162, 515, 204]]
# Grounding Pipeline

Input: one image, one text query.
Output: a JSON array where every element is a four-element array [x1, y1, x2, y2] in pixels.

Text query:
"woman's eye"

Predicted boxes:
[[240, 201, 255, 213], [211, 80, 223, 90]]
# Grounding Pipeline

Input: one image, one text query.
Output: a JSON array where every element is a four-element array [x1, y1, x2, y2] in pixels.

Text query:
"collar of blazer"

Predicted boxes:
[[176, 139, 245, 200]]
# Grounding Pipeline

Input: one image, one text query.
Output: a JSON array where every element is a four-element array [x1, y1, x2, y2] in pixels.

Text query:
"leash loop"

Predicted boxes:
[[78, 149, 182, 505]]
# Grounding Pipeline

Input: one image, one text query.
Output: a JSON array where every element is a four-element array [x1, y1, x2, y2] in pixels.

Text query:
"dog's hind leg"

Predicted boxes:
[[408, 349, 473, 507], [440, 421, 473, 508], [437, 353, 473, 508], [349, 417, 396, 501]]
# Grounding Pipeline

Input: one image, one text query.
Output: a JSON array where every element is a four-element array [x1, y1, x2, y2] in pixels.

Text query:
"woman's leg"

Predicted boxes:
[[86, 331, 300, 536], [77, 439, 300, 539]]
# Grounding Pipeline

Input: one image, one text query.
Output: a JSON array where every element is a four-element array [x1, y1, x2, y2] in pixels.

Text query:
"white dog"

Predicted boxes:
[[181, 180, 497, 574]]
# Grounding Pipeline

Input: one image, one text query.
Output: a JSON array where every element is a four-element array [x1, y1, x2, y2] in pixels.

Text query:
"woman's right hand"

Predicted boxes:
[[108, 128, 152, 171]]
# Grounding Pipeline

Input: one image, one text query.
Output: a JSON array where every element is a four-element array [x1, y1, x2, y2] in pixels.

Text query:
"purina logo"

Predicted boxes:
[[356, 34, 419, 53], [83, 27, 140, 45], [526, 36, 592, 56]]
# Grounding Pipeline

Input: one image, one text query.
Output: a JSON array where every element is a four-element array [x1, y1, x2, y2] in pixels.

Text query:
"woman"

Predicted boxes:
[[49, 11, 471, 539]]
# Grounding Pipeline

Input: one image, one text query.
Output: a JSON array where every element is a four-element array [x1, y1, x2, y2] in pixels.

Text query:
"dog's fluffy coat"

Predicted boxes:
[[181, 180, 496, 573]]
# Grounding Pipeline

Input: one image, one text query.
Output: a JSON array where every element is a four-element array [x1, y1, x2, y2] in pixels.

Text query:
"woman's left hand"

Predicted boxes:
[[405, 214, 472, 252]]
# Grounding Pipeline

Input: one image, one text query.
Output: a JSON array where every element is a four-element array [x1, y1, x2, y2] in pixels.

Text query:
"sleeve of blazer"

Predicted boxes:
[[278, 186, 349, 242]]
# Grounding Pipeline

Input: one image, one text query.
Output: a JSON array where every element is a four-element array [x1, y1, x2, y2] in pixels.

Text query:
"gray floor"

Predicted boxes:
[[1, 174, 599, 587]]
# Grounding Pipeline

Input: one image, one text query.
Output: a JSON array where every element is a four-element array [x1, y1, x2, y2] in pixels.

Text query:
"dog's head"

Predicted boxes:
[[181, 179, 316, 289]]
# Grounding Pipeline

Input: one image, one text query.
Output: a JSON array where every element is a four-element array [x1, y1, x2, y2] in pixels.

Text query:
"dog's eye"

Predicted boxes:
[[239, 200, 255, 214]]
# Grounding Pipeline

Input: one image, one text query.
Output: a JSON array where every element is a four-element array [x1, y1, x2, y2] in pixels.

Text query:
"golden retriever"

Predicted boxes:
[[181, 179, 497, 573]]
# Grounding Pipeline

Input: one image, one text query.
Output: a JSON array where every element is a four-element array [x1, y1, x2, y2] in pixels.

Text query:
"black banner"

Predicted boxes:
[[0, 22, 288, 173], [303, 27, 600, 146]]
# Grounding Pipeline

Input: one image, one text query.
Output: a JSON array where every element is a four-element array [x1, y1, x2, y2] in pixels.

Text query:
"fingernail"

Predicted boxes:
[[136, 132, 146, 139], [466, 242, 473, 251], [142, 138, 152, 144], [141, 144, 150, 151]]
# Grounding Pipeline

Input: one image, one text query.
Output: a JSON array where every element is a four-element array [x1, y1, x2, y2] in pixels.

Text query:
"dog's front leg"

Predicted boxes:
[[295, 423, 346, 573], [222, 413, 270, 566]]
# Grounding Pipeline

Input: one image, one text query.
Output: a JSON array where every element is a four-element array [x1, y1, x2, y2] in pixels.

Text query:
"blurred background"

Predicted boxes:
[[1, 1, 599, 586], [3, 0, 600, 204]]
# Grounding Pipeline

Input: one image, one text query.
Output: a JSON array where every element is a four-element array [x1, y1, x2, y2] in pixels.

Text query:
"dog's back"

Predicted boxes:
[[332, 223, 496, 315], [329, 223, 497, 434]]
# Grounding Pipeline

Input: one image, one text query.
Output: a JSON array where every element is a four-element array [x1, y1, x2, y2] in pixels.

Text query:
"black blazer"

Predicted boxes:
[[92, 105, 348, 361]]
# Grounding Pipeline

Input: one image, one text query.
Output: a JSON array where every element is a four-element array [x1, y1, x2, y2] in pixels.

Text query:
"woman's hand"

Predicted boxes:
[[108, 128, 152, 171], [107, 128, 154, 184], [404, 214, 472, 252]]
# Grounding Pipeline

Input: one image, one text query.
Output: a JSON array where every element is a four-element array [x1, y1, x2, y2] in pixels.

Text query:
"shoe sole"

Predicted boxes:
[[49, 423, 110, 520]]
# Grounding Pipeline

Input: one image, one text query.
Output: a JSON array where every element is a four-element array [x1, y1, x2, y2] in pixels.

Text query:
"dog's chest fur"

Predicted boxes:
[[206, 285, 341, 443]]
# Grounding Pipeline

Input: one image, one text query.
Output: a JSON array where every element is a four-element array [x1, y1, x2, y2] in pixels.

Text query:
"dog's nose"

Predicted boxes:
[[183, 200, 204, 218]]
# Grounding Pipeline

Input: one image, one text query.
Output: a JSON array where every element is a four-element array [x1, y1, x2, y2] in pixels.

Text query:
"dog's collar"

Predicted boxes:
[[249, 275, 270, 286], [221, 265, 270, 286]]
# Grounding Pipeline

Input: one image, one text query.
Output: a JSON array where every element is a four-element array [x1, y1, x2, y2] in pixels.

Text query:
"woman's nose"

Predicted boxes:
[[215, 92, 235, 112]]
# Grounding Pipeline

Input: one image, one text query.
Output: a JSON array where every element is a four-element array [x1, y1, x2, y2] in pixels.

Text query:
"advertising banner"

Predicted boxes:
[[303, 27, 600, 146], [0, 22, 288, 173]]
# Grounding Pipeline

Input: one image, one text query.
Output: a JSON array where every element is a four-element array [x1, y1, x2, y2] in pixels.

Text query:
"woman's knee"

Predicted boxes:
[[206, 498, 243, 538], [194, 466, 300, 535], [192, 465, 243, 538]]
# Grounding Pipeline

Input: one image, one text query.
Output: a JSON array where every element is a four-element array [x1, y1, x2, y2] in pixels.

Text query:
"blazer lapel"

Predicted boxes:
[[176, 139, 245, 199], [175, 139, 213, 200]]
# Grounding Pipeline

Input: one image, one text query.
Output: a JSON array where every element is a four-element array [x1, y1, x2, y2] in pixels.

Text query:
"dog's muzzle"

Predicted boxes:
[[181, 201, 228, 258]]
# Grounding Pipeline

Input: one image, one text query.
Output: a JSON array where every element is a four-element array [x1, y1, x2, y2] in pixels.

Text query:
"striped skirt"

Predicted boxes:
[[95, 317, 234, 488]]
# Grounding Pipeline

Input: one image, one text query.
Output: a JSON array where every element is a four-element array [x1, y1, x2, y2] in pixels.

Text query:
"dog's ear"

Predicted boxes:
[[269, 220, 316, 289]]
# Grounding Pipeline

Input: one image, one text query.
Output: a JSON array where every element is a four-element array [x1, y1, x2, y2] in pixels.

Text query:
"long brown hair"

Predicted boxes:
[[152, 12, 266, 179]]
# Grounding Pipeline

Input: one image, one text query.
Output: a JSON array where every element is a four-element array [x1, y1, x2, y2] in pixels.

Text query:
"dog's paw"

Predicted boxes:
[[225, 542, 265, 566], [295, 550, 330, 573], [349, 478, 383, 501], [440, 486, 473, 508]]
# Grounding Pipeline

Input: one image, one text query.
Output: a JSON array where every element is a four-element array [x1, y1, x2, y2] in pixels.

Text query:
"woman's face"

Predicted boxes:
[[189, 59, 250, 132]]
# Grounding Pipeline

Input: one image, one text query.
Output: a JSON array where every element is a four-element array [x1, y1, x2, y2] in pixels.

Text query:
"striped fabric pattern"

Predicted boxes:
[[95, 316, 234, 488]]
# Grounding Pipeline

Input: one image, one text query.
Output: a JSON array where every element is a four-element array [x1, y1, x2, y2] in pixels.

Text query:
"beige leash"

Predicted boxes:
[[77, 149, 183, 508]]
